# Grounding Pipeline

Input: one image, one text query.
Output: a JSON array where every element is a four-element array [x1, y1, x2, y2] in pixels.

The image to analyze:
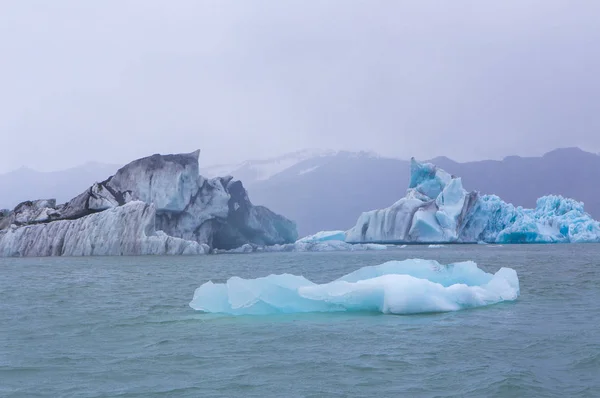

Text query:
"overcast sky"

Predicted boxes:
[[1, 1, 599, 173]]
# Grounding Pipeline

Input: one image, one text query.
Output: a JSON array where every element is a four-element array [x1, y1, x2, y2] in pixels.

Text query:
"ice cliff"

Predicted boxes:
[[0, 150, 298, 256], [189, 259, 519, 315], [343, 158, 600, 244]]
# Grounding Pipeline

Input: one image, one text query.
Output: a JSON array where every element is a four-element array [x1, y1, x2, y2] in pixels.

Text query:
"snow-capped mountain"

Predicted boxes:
[[245, 151, 410, 236], [201, 149, 351, 184]]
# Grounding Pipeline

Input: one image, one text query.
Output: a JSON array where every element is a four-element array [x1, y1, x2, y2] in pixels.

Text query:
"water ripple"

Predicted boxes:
[[1, 245, 599, 397]]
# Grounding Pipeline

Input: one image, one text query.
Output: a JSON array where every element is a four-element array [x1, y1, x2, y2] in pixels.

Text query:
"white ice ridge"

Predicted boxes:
[[189, 259, 519, 315], [214, 230, 386, 253]]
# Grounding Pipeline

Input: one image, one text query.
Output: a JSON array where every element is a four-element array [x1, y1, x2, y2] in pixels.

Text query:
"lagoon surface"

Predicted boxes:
[[1, 245, 599, 397]]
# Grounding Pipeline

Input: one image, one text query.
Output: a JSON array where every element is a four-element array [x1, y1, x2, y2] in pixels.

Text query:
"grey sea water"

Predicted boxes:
[[1, 244, 599, 397]]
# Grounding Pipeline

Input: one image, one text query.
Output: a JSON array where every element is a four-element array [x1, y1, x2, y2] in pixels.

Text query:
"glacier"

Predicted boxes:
[[0, 150, 298, 257], [189, 259, 519, 315], [343, 158, 600, 244]]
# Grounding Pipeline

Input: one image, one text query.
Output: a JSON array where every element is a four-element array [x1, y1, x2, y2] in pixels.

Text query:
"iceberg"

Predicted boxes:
[[0, 201, 209, 256], [296, 230, 347, 243], [0, 151, 298, 257], [189, 259, 519, 315], [345, 158, 600, 244]]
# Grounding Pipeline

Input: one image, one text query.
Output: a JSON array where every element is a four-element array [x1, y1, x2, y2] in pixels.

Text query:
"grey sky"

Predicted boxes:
[[1, 1, 599, 173]]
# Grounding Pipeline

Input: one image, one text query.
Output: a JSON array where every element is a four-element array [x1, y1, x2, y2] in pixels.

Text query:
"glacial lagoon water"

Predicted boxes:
[[1, 244, 599, 397]]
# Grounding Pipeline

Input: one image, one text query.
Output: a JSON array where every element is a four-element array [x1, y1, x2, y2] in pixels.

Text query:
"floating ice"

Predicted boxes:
[[493, 195, 600, 243], [0, 202, 210, 256], [268, 240, 387, 252], [296, 230, 346, 243], [258, 230, 384, 252], [189, 259, 519, 315], [216, 240, 387, 254], [345, 158, 600, 244], [428, 244, 446, 248], [0, 151, 298, 256]]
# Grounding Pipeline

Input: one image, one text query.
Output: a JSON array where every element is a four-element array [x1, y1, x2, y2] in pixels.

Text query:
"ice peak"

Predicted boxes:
[[409, 158, 435, 189], [408, 158, 453, 200], [188, 149, 201, 160]]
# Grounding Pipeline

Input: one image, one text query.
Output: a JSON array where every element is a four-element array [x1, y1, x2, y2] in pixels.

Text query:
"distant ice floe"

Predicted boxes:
[[216, 240, 387, 254], [189, 259, 519, 315], [214, 230, 386, 253], [296, 230, 347, 243]]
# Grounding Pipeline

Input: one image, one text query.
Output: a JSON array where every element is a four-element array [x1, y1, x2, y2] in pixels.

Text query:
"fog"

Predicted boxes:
[[1, 0, 599, 172]]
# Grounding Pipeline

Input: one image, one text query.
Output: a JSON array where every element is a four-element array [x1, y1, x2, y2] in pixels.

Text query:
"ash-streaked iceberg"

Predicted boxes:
[[344, 158, 600, 244], [0, 201, 209, 257], [0, 150, 298, 257], [189, 259, 519, 315]]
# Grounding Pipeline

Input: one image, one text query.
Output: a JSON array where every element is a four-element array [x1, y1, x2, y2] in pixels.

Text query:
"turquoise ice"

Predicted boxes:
[[189, 259, 519, 315], [341, 158, 600, 243]]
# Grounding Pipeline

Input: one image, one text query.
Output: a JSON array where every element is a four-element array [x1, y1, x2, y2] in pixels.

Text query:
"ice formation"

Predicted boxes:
[[296, 230, 347, 243], [215, 240, 386, 254], [215, 230, 386, 253], [344, 158, 600, 244], [0, 202, 209, 256], [189, 259, 519, 315], [0, 151, 298, 257]]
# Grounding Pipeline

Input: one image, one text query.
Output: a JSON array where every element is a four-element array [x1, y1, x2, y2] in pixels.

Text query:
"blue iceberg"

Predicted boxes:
[[343, 158, 600, 244], [296, 230, 347, 243], [189, 259, 519, 315]]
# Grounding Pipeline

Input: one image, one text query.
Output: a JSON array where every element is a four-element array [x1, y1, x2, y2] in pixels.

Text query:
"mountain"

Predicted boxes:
[[0, 162, 122, 210], [242, 148, 600, 236], [200, 149, 338, 184], [244, 152, 408, 236], [245, 152, 410, 236]]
